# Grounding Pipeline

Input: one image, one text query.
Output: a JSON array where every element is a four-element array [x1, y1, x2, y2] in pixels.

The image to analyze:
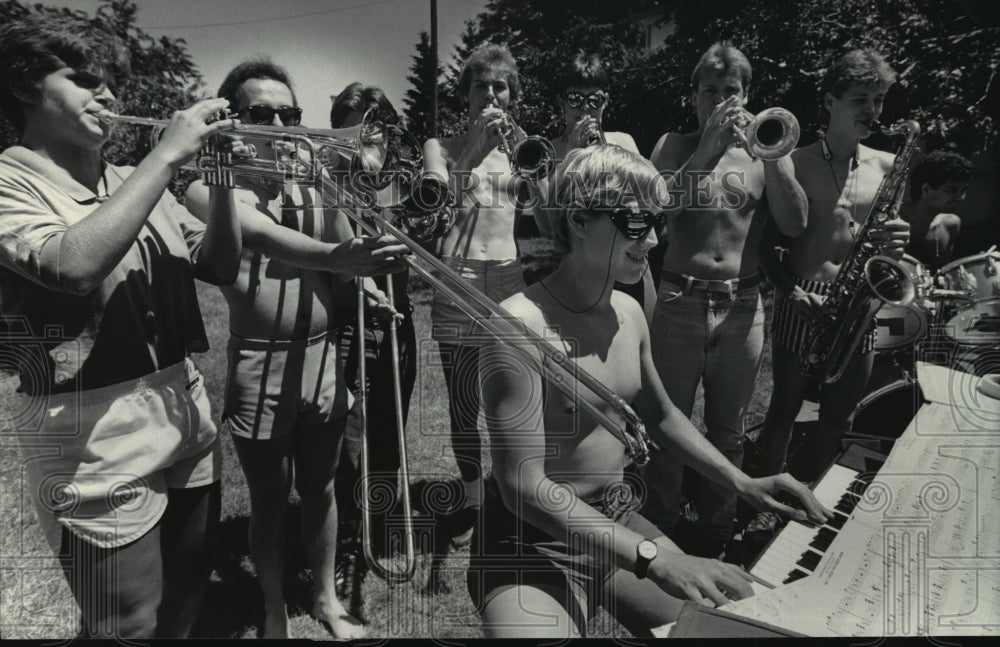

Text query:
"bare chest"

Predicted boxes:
[[802, 159, 884, 239]]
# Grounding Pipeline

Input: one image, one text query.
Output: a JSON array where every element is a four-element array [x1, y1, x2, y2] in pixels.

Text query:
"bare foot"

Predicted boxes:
[[313, 598, 366, 639], [262, 605, 290, 639]]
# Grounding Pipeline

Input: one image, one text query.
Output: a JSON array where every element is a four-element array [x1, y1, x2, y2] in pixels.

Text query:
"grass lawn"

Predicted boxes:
[[1, 240, 777, 639]]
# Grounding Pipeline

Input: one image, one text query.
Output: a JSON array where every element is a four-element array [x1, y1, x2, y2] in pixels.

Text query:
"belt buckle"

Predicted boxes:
[[708, 278, 736, 299], [725, 279, 736, 300]]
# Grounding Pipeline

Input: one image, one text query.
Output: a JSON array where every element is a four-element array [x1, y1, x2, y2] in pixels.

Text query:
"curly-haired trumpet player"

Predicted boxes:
[[533, 52, 657, 323]]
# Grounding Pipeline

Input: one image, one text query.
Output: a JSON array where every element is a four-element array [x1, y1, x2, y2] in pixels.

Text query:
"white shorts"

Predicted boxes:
[[14, 358, 221, 550]]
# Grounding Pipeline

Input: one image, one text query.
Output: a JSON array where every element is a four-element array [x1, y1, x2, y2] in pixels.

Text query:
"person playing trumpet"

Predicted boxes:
[[0, 15, 241, 638], [184, 58, 407, 639], [535, 52, 656, 323], [422, 42, 533, 546], [643, 42, 808, 558]]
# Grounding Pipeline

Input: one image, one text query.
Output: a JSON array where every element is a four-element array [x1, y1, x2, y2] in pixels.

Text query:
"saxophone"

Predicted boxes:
[[801, 119, 921, 384]]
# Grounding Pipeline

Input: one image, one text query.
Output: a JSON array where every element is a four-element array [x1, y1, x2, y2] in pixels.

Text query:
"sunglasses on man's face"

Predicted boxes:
[[606, 208, 666, 239], [564, 91, 609, 111], [238, 105, 302, 126]]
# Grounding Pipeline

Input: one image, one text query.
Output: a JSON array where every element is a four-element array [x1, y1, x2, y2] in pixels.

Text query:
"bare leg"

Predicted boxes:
[[59, 526, 162, 638], [603, 566, 685, 637], [232, 435, 294, 638], [157, 481, 221, 637], [294, 417, 365, 639], [481, 583, 583, 639]]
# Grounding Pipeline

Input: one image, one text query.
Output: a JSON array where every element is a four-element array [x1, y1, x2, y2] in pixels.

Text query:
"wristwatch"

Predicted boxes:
[[634, 539, 658, 579]]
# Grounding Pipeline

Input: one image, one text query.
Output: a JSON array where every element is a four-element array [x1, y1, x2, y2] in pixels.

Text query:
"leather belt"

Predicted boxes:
[[661, 268, 760, 299]]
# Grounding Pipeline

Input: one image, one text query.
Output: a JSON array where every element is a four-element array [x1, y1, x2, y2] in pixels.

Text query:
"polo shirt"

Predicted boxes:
[[0, 146, 210, 395]]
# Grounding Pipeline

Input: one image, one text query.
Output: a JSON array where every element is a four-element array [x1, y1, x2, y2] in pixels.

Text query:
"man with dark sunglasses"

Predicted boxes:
[[185, 57, 406, 639], [643, 42, 808, 559], [238, 103, 303, 126], [538, 53, 657, 323]]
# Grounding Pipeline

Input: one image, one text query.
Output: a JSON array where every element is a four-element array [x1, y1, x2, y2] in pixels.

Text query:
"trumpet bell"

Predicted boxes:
[[510, 135, 556, 183], [492, 111, 556, 183], [736, 107, 800, 161]]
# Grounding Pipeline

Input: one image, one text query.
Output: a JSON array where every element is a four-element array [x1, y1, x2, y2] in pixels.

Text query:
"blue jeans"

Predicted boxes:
[[641, 275, 765, 548]]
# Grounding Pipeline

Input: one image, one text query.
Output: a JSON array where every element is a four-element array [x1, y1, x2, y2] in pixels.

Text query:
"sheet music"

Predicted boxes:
[[723, 394, 1000, 636]]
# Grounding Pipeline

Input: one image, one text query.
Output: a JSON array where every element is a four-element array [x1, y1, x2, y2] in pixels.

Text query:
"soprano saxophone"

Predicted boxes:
[[801, 119, 921, 384]]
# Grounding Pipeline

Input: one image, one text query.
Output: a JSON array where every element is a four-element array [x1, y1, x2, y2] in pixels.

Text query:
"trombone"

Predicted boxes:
[[328, 180, 657, 470], [348, 171, 454, 584], [352, 218, 418, 584], [326, 176, 657, 588]]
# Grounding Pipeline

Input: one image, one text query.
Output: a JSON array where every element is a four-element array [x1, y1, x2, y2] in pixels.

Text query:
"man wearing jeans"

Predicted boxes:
[[643, 42, 807, 557], [421, 43, 531, 545]]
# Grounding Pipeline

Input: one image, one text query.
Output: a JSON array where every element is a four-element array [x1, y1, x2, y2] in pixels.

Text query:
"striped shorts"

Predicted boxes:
[[772, 276, 877, 356]]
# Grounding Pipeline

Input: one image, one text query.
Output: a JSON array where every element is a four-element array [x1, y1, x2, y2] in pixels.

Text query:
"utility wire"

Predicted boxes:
[[147, 0, 401, 30]]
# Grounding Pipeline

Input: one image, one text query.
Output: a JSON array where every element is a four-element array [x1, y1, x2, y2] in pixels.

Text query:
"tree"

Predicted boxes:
[[0, 0, 206, 196], [634, 0, 1000, 156], [403, 31, 444, 144], [433, 18, 482, 139], [404, 0, 998, 157]]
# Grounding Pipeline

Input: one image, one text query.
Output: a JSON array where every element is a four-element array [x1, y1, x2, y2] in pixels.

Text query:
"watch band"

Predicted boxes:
[[635, 539, 657, 579]]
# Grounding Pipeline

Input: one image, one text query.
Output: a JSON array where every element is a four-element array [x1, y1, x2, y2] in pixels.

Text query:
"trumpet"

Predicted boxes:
[[579, 116, 606, 147], [491, 109, 556, 183], [98, 108, 391, 191], [730, 107, 800, 161]]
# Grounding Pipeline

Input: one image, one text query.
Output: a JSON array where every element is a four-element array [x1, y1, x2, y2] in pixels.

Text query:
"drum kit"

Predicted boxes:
[[851, 247, 1000, 445]]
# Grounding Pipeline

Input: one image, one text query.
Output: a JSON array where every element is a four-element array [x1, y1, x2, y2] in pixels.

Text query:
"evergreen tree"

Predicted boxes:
[[403, 31, 443, 144]]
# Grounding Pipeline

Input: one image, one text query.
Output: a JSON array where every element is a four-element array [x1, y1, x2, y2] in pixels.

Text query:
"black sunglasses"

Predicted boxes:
[[565, 90, 608, 111], [606, 208, 666, 239], [238, 104, 302, 126]]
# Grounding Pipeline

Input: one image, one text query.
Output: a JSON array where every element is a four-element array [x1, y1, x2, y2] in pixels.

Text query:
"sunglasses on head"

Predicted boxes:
[[605, 208, 666, 239], [238, 104, 302, 126], [564, 90, 609, 111]]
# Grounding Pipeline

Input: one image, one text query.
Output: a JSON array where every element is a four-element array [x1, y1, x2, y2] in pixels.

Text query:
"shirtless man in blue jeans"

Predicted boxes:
[[644, 42, 808, 557]]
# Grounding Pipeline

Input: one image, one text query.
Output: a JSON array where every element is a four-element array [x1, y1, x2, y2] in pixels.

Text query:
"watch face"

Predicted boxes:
[[638, 540, 657, 560]]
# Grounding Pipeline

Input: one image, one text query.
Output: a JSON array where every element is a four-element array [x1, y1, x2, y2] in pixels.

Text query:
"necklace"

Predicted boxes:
[[821, 135, 860, 238], [538, 278, 602, 314], [538, 230, 620, 314]]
